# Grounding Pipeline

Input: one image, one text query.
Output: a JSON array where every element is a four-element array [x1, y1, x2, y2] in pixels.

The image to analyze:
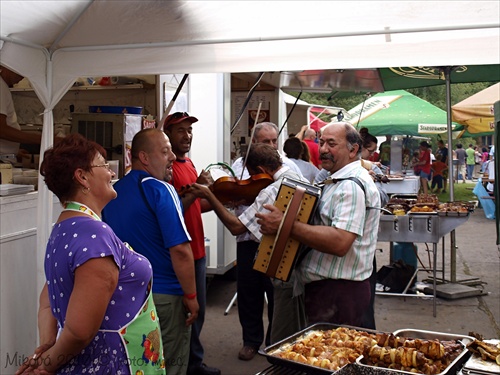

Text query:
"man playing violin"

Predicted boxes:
[[232, 122, 302, 181], [190, 143, 308, 360], [163, 112, 220, 375], [256, 123, 381, 328], [230, 122, 303, 360]]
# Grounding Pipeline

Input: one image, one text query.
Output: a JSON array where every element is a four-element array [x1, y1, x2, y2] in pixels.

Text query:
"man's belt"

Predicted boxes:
[[253, 177, 321, 281]]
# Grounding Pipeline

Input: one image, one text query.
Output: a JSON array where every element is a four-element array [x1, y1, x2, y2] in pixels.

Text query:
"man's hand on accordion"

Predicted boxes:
[[256, 204, 283, 235]]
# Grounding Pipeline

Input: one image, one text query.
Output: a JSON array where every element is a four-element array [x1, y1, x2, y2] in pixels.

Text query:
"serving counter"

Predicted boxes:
[[0, 191, 62, 374]]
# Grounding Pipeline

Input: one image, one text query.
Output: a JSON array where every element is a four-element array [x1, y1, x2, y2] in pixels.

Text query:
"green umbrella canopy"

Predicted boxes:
[[347, 90, 463, 136], [378, 65, 500, 91]]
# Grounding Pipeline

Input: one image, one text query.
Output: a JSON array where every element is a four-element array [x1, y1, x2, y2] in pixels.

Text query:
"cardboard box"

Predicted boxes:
[[0, 163, 13, 184]]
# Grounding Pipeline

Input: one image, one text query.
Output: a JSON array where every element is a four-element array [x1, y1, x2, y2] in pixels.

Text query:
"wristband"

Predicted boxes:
[[184, 292, 197, 300]]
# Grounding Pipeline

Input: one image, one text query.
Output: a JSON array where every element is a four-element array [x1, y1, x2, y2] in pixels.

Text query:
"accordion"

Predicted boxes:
[[253, 177, 321, 281]]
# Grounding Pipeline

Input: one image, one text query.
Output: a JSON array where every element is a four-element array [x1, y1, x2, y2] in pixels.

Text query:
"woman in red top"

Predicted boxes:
[[416, 141, 432, 195]]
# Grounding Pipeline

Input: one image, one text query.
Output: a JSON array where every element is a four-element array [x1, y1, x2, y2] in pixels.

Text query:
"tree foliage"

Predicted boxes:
[[287, 82, 496, 147]]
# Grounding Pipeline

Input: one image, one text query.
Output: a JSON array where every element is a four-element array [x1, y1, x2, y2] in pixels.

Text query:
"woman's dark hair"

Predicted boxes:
[[482, 147, 488, 153], [40, 134, 106, 202], [301, 141, 311, 162], [283, 137, 303, 159], [246, 143, 282, 174], [359, 127, 378, 149]]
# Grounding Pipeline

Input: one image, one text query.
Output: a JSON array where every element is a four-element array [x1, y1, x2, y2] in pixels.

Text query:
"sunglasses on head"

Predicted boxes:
[[165, 112, 189, 127], [170, 112, 189, 119]]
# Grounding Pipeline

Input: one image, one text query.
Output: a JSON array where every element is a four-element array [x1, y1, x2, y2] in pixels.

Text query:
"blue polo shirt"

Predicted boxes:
[[103, 170, 191, 295]]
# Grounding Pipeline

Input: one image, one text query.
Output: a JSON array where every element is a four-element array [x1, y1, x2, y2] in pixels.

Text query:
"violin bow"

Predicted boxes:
[[278, 90, 302, 136], [354, 92, 372, 128], [157, 74, 189, 130], [230, 72, 265, 135], [240, 102, 262, 180]]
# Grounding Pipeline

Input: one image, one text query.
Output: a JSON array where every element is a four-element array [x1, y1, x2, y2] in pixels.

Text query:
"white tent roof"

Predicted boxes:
[[1, 0, 499, 285], [2, 1, 499, 94]]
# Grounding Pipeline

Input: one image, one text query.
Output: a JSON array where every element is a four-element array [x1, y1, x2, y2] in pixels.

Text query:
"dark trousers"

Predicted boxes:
[[188, 256, 207, 370], [237, 240, 274, 349], [305, 278, 371, 327], [361, 257, 377, 329]]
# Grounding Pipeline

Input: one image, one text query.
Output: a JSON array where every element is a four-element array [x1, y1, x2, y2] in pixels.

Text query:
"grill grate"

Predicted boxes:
[[257, 365, 309, 375]]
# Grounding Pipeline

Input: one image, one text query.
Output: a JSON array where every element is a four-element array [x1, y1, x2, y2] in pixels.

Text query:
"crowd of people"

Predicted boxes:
[[409, 140, 495, 194], [15, 106, 495, 375]]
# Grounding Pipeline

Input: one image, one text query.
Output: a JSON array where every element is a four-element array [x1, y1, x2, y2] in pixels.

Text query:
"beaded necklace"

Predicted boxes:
[[63, 201, 101, 221]]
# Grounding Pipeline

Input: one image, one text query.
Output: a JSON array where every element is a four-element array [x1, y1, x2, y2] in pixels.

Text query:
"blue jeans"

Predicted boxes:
[[467, 164, 475, 180], [189, 256, 207, 370]]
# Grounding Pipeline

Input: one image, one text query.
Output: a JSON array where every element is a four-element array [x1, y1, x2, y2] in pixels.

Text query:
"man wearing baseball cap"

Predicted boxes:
[[164, 112, 220, 375]]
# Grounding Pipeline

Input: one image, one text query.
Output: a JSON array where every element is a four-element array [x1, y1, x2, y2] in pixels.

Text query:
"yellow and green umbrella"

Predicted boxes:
[[452, 83, 499, 136]]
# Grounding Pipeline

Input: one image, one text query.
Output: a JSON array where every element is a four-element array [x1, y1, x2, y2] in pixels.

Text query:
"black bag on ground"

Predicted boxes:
[[376, 259, 416, 293]]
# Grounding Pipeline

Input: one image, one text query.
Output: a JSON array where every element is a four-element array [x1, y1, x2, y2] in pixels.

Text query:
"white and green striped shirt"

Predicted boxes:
[[239, 167, 306, 242], [298, 160, 381, 284]]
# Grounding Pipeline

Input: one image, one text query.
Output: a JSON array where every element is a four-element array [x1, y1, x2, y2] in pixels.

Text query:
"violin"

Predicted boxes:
[[209, 102, 273, 205], [210, 173, 274, 206]]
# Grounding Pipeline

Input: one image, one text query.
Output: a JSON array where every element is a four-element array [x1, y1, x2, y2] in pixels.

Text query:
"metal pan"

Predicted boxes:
[[259, 323, 378, 375], [355, 328, 474, 375]]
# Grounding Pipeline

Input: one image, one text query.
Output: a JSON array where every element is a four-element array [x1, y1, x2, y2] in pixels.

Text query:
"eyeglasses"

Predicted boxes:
[[91, 163, 111, 170]]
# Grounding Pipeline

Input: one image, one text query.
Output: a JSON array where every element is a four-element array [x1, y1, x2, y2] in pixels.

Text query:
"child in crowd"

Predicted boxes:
[[431, 154, 448, 194]]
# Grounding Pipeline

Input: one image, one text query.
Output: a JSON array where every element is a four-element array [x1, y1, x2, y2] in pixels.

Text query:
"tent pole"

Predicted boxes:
[[444, 66, 457, 283], [52, 23, 500, 54]]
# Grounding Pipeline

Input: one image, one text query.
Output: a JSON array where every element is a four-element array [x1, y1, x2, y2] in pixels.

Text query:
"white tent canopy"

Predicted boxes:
[[1, 0, 499, 286], [2, 1, 499, 94]]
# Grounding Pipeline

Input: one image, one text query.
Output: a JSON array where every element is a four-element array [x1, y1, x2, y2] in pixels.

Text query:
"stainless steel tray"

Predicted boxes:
[[462, 339, 500, 374], [355, 328, 474, 375], [259, 323, 377, 375]]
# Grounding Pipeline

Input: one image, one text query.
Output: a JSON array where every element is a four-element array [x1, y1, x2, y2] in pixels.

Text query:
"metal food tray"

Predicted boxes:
[[355, 328, 474, 375], [462, 339, 500, 375], [259, 323, 377, 375]]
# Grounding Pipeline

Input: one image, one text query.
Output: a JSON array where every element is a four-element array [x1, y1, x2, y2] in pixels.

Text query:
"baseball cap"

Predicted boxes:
[[163, 112, 198, 130]]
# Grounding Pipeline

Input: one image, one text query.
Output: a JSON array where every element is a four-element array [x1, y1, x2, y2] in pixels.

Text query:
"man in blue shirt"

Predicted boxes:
[[103, 128, 198, 375]]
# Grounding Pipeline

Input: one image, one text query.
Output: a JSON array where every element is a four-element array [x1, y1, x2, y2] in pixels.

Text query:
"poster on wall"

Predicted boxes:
[[248, 107, 270, 136], [231, 92, 272, 159]]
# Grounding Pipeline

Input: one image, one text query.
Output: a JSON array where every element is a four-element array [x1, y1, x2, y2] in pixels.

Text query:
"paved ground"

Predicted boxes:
[[198, 209, 499, 375]]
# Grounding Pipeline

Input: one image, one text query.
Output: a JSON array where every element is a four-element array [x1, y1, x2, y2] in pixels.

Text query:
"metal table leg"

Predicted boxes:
[[433, 242, 437, 317]]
